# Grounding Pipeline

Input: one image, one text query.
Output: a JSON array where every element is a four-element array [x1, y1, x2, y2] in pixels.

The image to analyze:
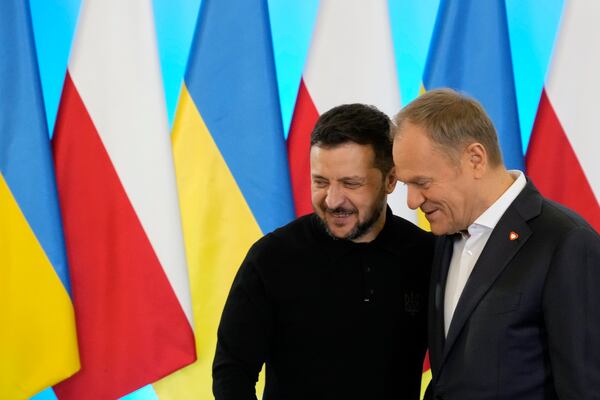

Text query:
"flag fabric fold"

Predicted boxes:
[[153, 0, 295, 398], [51, 1, 195, 398], [287, 0, 416, 223], [423, 0, 524, 171], [0, 0, 79, 397], [526, 2, 600, 232]]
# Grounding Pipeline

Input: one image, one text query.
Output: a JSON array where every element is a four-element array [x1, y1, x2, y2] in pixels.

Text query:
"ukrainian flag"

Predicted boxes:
[[424, 0, 524, 170], [0, 1, 79, 398], [153, 0, 295, 398]]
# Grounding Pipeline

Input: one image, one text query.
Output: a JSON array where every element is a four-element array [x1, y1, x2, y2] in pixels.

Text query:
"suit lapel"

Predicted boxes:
[[439, 180, 542, 370]]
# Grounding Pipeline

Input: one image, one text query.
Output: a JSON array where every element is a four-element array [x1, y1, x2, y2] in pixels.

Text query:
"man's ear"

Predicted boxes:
[[464, 142, 487, 178], [384, 168, 398, 194]]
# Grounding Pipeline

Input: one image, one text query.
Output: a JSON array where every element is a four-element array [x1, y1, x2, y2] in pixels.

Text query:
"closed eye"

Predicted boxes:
[[312, 179, 328, 188], [339, 177, 365, 189], [343, 181, 362, 189], [405, 178, 431, 189]]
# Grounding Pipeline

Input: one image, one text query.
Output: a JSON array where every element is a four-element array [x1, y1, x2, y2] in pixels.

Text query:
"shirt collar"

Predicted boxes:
[[471, 170, 526, 232]]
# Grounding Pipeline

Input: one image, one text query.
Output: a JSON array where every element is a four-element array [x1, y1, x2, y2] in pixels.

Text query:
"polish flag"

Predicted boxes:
[[526, 2, 600, 232], [287, 0, 416, 224], [52, 1, 196, 398]]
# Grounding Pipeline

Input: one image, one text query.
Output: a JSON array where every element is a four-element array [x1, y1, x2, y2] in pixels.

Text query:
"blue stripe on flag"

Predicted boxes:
[[0, 0, 71, 294], [119, 385, 159, 400], [30, 388, 58, 400], [184, 0, 295, 233]]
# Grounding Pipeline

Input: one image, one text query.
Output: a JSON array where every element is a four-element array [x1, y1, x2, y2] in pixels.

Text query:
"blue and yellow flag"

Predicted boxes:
[[0, 0, 79, 398], [424, 0, 524, 170], [153, 0, 295, 398]]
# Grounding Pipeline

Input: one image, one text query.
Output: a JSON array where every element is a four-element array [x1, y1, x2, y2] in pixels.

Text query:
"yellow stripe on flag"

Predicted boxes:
[[0, 173, 79, 399], [421, 368, 432, 399], [417, 209, 431, 232], [154, 86, 265, 398]]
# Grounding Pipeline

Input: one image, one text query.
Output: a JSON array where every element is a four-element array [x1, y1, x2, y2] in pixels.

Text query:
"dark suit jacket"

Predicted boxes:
[[427, 180, 600, 400]]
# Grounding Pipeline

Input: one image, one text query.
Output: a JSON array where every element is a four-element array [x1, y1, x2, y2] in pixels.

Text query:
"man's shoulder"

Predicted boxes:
[[538, 196, 598, 236], [250, 214, 318, 256], [268, 213, 317, 244], [387, 213, 435, 243], [509, 189, 600, 252], [511, 179, 598, 239], [239, 215, 324, 280]]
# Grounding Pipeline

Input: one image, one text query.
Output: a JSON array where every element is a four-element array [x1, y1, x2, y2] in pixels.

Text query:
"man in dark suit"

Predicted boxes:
[[392, 88, 600, 399]]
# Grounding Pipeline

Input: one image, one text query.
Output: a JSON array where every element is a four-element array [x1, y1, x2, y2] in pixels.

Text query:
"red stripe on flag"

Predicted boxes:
[[527, 89, 600, 232], [423, 351, 430, 372], [52, 73, 196, 399], [287, 79, 319, 217]]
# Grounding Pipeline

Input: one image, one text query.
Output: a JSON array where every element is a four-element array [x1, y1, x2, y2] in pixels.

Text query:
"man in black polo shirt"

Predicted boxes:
[[213, 104, 433, 399]]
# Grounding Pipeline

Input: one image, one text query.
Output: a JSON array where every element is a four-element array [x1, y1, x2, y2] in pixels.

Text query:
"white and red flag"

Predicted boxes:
[[52, 0, 196, 398], [527, 2, 600, 232], [287, 0, 416, 223]]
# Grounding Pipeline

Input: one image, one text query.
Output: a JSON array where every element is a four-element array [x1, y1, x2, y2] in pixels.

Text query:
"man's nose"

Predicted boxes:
[[325, 185, 345, 209], [406, 185, 425, 210]]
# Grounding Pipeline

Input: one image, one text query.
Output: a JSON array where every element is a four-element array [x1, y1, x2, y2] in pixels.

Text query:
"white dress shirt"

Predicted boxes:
[[444, 170, 526, 336]]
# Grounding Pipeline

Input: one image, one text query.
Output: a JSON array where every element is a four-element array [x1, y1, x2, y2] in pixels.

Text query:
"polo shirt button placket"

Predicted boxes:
[[363, 264, 374, 302]]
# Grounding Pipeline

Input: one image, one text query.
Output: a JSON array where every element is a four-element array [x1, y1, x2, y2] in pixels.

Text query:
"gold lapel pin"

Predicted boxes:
[[509, 231, 519, 241]]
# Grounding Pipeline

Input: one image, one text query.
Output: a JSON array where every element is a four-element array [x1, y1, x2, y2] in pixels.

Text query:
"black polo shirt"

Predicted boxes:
[[213, 207, 434, 399]]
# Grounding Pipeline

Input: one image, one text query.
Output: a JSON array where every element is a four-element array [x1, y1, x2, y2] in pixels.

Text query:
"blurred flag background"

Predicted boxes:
[[0, 0, 581, 399], [51, 0, 196, 399], [0, 1, 79, 398], [150, 0, 295, 398], [526, 1, 600, 233]]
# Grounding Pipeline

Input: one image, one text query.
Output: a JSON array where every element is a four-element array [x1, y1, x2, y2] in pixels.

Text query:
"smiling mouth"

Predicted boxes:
[[330, 211, 355, 218], [326, 207, 356, 217], [422, 208, 438, 219], [325, 209, 356, 225]]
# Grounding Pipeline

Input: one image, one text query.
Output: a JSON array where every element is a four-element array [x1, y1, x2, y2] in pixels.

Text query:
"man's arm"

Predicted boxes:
[[213, 247, 273, 400], [543, 226, 600, 399]]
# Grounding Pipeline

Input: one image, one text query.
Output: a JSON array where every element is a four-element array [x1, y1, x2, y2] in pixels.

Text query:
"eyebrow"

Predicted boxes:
[[399, 176, 431, 184], [311, 174, 366, 182], [339, 176, 366, 183]]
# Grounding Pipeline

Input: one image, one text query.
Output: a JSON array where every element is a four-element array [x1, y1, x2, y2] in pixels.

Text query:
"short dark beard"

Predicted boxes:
[[317, 192, 387, 242], [345, 203, 383, 241]]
